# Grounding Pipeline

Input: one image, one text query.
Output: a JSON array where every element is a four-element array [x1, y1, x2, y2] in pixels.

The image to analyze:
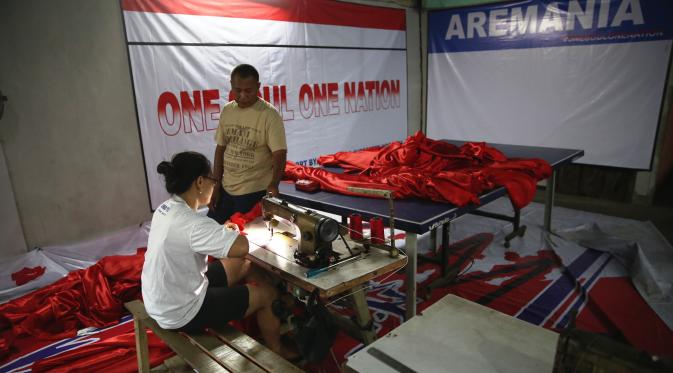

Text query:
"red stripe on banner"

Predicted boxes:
[[121, 0, 406, 31]]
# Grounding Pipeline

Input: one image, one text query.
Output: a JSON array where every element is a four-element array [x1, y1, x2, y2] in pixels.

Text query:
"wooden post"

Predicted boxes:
[[133, 317, 151, 373]]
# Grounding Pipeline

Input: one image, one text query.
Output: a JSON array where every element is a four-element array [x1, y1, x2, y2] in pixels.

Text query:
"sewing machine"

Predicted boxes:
[[261, 195, 344, 268], [261, 195, 399, 272], [246, 196, 407, 345]]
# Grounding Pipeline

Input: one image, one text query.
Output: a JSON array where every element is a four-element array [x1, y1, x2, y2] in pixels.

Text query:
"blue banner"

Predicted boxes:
[[428, 0, 673, 53]]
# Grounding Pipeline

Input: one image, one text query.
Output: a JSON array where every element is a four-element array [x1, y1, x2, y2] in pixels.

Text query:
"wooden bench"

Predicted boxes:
[[125, 300, 303, 373]]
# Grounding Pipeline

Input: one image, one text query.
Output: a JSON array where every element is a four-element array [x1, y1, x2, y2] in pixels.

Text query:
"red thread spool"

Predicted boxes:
[[370, 217, 385, 244], [349, 213, 363, 240]]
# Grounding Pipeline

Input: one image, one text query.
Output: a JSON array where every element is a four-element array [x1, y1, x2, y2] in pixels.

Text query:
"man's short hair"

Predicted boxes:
[[231, 64, 259, 82]]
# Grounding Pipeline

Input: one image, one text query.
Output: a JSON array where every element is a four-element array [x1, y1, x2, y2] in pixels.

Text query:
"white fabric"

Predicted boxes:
[[0, 250, 69, 304], [41, 222, 151, 272], [129, 44, 407, 209], [427, 41, 670, 169], [123, 5, 407, 210], [0, 222, 150, 304], [554, 221, 673, 330], [141, 196, 238, 329], [124, 12, 405, 49], [426, 0, 672, 169]]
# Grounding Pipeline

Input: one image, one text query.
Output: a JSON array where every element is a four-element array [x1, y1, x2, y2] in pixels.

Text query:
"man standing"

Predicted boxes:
[[208, 64, 287, 224]]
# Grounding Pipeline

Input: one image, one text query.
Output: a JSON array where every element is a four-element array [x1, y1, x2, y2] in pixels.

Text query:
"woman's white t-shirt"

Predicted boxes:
[[141, 196, 239, 329]]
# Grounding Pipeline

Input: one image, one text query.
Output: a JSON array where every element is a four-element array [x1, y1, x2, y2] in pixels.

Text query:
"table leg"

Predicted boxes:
[[440, 223, 449, 276], [427, 222, 459, 291], [350, 287, 376, 345], [430, 228, 437, 255], [544, 170, 557, 232], [405, 232, 417, 320]]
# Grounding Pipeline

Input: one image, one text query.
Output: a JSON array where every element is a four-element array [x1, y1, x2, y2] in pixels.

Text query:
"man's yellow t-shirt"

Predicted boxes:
[[215, 98, 287, 195]]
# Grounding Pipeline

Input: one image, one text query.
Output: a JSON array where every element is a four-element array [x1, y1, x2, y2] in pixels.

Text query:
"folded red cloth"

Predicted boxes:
[[11, 266, 46, 286], [229, 202, 263, 233]]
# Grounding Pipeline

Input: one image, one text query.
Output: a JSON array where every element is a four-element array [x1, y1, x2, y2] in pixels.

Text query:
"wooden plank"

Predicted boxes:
[[150, 355, 193, 372], [125, 301, 237, 373], [210, 325, 304, 373], [132, 317, 151, 373], [126, 300, 302, 373]]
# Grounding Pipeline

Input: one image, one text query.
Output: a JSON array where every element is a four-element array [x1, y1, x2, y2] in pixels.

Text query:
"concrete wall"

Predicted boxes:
[[0, 142, 26, 256], [0, 0, 151, 253]]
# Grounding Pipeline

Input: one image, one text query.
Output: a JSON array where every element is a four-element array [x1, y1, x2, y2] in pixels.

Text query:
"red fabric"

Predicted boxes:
[[31, 330, 173, 373], [586, 277, 673, 357], [229, 201, 263, 232], [11, 266, 46, 286], [0, 250, 146, 360], [290, 132, 552, 209]]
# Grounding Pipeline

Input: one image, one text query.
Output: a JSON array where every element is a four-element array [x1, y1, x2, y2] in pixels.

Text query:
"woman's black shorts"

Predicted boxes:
[[177, 260, 249, 333]]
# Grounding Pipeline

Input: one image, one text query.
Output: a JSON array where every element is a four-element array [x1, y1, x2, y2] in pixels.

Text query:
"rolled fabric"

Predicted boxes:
[[369, 217, 384, 244], [349, 213, 363, 240]]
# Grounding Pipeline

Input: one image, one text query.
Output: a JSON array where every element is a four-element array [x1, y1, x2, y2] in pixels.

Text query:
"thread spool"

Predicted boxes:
[[349, 213, 363, 240], [370, 217, 384, 244]]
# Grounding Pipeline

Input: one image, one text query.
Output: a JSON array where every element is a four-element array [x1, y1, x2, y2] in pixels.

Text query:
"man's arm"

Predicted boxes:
[[266, 149, 287, 197], [209, 145, 225, 210]]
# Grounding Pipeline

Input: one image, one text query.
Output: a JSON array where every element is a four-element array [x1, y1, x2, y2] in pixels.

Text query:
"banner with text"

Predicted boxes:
[[122, 0, 407, 209], [427, 0, 672, 169]]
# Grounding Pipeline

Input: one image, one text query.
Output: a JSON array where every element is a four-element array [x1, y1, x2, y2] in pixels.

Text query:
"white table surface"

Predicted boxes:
[[346, 294, 558, 373]]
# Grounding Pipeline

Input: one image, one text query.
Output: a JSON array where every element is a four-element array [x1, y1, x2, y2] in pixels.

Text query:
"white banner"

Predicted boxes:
[[122, 0, 407, 209], [427, 0, 673, 169]]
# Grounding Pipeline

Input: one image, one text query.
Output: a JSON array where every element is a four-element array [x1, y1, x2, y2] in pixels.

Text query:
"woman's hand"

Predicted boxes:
[[224, 220, 240, 233]]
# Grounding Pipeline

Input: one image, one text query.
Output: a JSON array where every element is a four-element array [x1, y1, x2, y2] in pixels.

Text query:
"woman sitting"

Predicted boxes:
[[141, 151, 290, 357]]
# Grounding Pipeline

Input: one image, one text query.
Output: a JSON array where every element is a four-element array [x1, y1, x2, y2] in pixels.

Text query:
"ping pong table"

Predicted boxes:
[[278, 140, 584, 319]]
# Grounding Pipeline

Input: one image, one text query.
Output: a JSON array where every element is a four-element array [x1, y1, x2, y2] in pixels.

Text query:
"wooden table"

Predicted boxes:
[[245, 217, 407, 345], [345, 294, 558, 373]]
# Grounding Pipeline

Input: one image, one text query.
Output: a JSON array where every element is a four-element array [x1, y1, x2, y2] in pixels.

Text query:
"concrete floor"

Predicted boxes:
[[534, 191, 673, 247]]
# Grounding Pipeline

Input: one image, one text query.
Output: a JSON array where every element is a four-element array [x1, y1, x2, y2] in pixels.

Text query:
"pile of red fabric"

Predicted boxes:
[[0, 252, 144, 348], [0, 250, 173, 371], [285, 132, 551, 209]]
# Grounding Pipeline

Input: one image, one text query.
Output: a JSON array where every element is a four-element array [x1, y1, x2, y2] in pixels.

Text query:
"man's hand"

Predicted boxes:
[[209, 187, 221, 210], [266, 184, 279, 197]]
